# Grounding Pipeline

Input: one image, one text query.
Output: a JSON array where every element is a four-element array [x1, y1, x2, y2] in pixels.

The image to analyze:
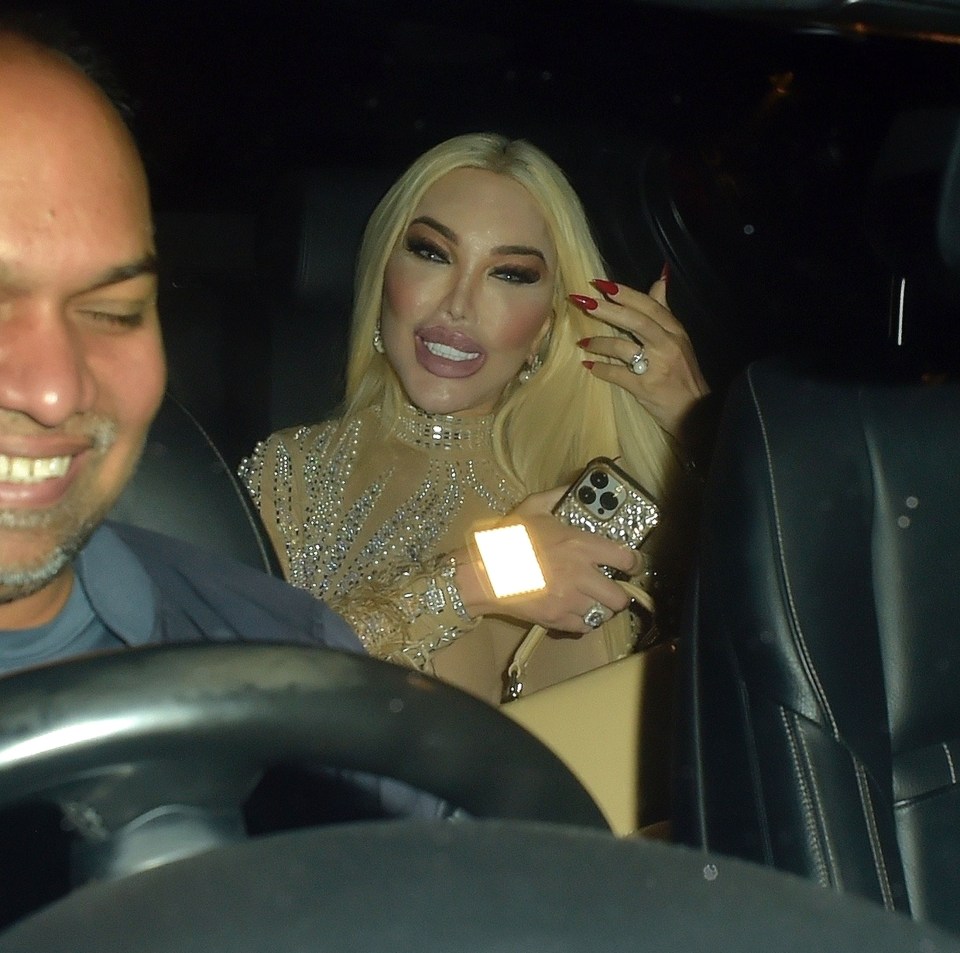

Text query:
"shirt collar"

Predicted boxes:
[[74, 524, 158, 647]]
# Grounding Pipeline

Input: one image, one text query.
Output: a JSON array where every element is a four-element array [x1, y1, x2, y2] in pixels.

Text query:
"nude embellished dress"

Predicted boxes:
[[240, 400, 639, 706]]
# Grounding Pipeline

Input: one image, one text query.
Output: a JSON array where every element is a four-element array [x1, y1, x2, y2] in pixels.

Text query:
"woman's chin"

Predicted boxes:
[[405, 390, 496, 418], [416, 400, 492, 418], [395, 376, 495, 418]]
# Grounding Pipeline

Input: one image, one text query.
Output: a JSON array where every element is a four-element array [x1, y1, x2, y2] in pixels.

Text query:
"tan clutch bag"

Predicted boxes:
[[500, 581, 674, 837], [501, 637, 676, 837], [498, 459, 670, 836]]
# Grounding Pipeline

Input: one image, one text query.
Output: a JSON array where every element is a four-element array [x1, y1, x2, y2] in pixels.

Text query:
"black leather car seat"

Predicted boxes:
[[673, 356, 960, 933], [108, 394, 280, 575]]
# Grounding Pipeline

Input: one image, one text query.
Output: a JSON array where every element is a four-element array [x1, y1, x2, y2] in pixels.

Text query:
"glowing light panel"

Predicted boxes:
[[473, 524, 546, 598]]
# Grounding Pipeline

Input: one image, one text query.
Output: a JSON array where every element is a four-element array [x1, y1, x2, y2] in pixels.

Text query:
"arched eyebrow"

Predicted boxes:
[[410, 216, 456, 243], [409, 216, 547, 264]]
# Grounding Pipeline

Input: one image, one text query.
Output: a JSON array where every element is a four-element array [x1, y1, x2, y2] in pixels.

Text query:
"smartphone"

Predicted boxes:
[[552, 458, 659, 570]]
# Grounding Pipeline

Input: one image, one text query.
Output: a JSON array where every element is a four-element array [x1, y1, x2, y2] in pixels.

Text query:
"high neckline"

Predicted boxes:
[[388, 401, 495, 452]]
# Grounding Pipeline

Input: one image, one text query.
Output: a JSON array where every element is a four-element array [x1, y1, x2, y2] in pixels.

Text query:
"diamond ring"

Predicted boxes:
[[630, 346, 649, 376], [582, 603, 606, 628]]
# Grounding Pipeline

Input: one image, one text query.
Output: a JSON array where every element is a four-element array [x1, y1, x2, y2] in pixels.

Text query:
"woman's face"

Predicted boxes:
[[380, 167, 557, 417]]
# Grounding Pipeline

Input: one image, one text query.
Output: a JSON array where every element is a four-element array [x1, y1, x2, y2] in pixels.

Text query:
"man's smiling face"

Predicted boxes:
[[0, 35, 165, 624]]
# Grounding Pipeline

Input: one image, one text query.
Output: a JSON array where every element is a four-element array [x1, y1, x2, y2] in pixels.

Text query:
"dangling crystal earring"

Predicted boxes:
[[518, 353, 542, 384], [373, 323, 386, 354]]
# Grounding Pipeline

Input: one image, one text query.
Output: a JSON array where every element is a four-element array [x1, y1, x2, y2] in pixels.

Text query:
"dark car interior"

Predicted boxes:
[[3, 0, 960, 947], [59, 0, 960, 468]]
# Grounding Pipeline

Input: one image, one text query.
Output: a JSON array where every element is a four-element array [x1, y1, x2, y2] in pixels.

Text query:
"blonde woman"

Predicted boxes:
[[241, 133, 708, 706]]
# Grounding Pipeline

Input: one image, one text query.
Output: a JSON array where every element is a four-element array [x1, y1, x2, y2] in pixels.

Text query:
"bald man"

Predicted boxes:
[[0, 23, 361, 668]]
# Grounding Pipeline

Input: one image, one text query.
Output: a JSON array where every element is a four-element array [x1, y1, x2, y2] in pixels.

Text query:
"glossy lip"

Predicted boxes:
[[0, 438, 92, 509], [414, 326, 487, 379]]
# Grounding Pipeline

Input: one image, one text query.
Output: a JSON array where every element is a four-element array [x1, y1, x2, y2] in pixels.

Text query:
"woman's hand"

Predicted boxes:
[[570, 270, 709, 440], [452, 487, 640, 633]]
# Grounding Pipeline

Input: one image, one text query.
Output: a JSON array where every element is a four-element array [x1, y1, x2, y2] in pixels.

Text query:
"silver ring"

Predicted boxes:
[[582, 603, 606, 628], [630, 346, 649, 376]]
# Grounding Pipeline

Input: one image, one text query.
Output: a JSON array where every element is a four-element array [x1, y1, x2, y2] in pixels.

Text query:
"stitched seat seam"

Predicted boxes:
[[781, 707, 832, 887], [749, 368, 838, 737], [943, 742, 956, 784], [853, 758, 895, 910]]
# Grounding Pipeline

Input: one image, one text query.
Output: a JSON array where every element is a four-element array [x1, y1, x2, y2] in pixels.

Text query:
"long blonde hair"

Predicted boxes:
[[345, 132, 674, 500]]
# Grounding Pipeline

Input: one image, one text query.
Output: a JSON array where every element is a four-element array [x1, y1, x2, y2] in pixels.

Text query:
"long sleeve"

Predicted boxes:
[[239, 413, 500, 671], [326, 554, 480, 670], [238, 428, 309, 582]]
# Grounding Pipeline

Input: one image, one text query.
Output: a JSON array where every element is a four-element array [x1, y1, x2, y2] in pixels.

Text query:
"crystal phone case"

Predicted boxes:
[[552, 457, 660, 553]]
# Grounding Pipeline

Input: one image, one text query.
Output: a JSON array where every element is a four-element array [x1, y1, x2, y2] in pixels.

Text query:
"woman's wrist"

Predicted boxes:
[[448, 546, 497, 619], [671, 390, 720, 477], [430, 555, 473, 622]]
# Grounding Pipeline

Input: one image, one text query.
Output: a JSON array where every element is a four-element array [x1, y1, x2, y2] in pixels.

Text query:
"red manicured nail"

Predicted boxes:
[[576, 338, 591, 348], [591, 278, 619, 296], [582, 360, 595, 370], [568, 294, 599, 311], [660, 261, 670, 283]]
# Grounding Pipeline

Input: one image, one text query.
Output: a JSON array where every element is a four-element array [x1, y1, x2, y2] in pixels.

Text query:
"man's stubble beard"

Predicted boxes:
[[0, 513, 101, 604], [0, 418, 120, 604]]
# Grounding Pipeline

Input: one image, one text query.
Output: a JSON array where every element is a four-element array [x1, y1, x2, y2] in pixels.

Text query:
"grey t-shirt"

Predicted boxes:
[[0, 526, 155, 676]]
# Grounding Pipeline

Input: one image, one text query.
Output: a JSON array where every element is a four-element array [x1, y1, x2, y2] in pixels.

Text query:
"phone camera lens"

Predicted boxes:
[[577, 486, 596, 505], [589, 470, 609, 489], [599, 491, 619, 511]]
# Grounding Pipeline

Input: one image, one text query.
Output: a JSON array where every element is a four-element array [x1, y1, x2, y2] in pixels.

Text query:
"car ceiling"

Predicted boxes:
[[51, 0, 957, 208], [633, 0, 960, 40]]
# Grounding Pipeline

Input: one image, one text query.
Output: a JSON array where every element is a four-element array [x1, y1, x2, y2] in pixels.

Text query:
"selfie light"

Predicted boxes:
[[473, 524, 546, 598]]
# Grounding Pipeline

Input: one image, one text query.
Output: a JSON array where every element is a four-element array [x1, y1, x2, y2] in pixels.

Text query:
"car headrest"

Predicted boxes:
[[109, 395, 281, 575], [865, 107, 960, 371], [868, 107, 960, 274], [258, 167, 399, 314], [256, 168, 398, 430], [938, 115, 960, 274]]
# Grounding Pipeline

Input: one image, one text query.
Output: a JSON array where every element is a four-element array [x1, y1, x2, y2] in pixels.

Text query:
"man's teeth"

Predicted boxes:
[[0, 455, 70, 483], [424, 340, 480, 362]]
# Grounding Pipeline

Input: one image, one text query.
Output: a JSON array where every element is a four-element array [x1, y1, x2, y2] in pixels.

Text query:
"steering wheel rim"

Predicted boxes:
[[4, 819, 960, 952], [0, 644, 606, 883]]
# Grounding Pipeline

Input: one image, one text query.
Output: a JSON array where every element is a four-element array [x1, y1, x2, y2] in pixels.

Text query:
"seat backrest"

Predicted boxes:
[[673, 356, 960, 932], [108, 394, 281, 575], [257, 167, 400, 432]]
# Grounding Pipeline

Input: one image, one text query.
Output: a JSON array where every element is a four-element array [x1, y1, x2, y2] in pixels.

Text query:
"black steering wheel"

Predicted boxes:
[[2, 644, 959, 952], [5, 819, 960, 952], [0, 643, 606, 889]]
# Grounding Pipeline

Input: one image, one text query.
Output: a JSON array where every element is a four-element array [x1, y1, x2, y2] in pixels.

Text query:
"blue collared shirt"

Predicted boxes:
[[74, 523, 157, 647], [0, 525, 155, 676]]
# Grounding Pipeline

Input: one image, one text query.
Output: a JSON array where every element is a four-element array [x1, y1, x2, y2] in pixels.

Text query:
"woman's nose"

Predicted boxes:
[[441, 272, 476, 323]]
